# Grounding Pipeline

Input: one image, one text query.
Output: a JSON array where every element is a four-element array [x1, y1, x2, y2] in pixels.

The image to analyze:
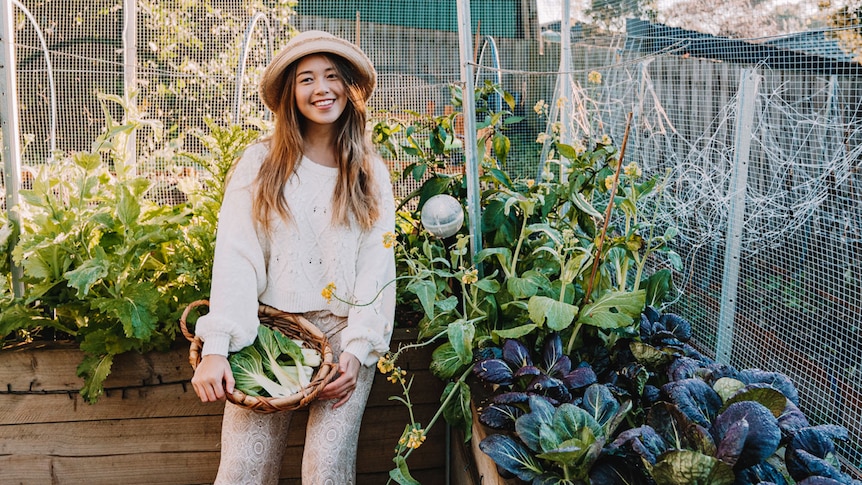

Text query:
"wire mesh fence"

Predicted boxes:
[[2, 0, 861, 474]]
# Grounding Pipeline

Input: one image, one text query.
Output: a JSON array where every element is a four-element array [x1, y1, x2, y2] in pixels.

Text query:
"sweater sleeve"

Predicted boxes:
[[340, 159, 397, 366], [194, 144, 269, 357]]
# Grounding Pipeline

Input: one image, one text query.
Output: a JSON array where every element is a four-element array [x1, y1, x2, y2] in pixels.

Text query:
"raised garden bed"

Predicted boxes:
[[0, 328, 445, 484]]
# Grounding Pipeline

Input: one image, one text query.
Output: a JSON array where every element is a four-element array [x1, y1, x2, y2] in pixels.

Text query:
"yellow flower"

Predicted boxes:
[[605, 175, 616, 190], [533, 99, 548, 115], [536, 132, 551, 144], [624, 162, 643, 178], [574, 142, 587, 155], [461, 268, 478, 285], [588, 70, 602, 84], [601, 134, 612, 145], [525, 179, 535, 188], [377, 355, 395, 374], [556, 96, 568, 108], [386, 368, 407, 384], [321, 282, 336, 304], [402, 426, 427, 449], [382, 231, 397, 249]]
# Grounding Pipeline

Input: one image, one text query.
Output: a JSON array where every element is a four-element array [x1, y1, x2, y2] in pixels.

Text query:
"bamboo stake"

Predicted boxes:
[[583, 111, 634, 305]]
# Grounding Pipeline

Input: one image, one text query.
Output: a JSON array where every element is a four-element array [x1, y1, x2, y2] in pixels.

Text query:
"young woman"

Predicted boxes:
[[190, 30, 396, 484]]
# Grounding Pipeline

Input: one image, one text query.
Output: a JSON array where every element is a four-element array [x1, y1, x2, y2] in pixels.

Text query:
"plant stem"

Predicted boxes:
[[509, 208, 529, 277], [390, 328, 448, 362], [398, 366, 473, 463], [632, 169, 670, 292], [566, 321, 583, 355]]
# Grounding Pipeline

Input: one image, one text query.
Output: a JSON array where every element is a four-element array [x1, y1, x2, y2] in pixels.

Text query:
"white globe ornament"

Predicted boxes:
[[421, 194, 465, 238]]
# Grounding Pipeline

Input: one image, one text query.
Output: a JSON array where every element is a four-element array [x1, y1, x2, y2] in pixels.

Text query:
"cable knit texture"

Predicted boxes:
[[194, 142, 396, 366]]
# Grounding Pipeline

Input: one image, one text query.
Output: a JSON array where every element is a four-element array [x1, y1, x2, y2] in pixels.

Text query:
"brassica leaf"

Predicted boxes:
[[229, 345, 294, 397], [257, 325, 306, 390]]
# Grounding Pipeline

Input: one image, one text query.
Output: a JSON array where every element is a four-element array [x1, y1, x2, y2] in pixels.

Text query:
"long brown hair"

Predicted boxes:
[[252, 53, 381, 234]]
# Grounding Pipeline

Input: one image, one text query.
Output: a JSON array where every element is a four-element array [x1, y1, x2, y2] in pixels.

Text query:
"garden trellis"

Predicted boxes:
[[1, 0, 861, 476]]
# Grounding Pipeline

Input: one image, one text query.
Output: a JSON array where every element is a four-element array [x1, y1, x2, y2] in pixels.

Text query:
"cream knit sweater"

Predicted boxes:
[[195, 142, 396, 366]]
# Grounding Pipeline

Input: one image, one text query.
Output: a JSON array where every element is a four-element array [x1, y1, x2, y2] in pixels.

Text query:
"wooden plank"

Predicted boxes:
[[0, 374, 442, 424], [0, 329, 427, 394], [0, 382, 222, 425], [0, 452, 220, 485], [0, 415, 222, 455], [0, 342, 194, 393], [0, 403, 446, 483], [450, 428, 481, 485], [0, 397, 445, 473]]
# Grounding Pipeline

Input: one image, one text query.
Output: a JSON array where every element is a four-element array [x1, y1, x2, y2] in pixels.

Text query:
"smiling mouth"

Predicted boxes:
[[313, 99, 335, 108]]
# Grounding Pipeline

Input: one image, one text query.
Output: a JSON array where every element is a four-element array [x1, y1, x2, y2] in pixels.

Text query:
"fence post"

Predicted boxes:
[[456, 0, 482, 264], [0, 0, 24, 298], [715, 68, 760, 364], [123, 0, 137, 172]]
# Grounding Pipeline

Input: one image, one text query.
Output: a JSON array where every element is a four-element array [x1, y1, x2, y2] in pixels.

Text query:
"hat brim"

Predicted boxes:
[[259, 30, 377, 111]]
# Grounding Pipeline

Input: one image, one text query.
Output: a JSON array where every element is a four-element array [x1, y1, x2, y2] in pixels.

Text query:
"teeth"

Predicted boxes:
[[314, 100, 334, 107]]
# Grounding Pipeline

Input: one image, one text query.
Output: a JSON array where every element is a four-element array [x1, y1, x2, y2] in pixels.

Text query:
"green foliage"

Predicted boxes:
[[0, 95, 258, 403], [374, 83, 681, 483], [0, 211, 12, 297]]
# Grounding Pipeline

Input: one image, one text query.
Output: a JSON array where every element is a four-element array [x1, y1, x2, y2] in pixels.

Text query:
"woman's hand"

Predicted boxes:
[[318, 352, 361, 409], [191, 354, 235, 403]]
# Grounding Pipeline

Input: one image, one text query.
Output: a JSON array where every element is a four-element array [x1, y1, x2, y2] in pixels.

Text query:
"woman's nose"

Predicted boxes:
[[314, 79, 331, 94]]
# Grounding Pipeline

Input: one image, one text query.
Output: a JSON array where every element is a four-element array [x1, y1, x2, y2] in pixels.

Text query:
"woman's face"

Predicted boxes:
[[293, 54, 348, 127]]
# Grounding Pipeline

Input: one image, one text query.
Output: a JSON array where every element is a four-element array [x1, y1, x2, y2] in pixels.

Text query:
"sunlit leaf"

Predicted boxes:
[[389, 456, 421, 485], [528, 295, 578, 331], [448, 319, 475, 365], [430, 342, 466, 379], [578, 289, 645, 329], [652, 450, 735, 485], [494, 323, 538, 339]]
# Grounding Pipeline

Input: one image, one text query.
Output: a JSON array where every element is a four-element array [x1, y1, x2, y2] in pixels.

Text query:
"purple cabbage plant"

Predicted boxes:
[[470, 307, 861, 485]]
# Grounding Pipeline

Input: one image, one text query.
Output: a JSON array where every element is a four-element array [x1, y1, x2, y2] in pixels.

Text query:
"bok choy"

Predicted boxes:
[[228, 325, 321, 398]]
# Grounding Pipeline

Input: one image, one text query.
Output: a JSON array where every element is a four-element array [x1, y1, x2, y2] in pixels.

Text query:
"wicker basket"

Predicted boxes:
[[180, 300, 337, 413]]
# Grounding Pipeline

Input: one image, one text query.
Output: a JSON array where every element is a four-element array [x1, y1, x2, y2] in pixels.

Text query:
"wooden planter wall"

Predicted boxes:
[[0, 328, 446, 485]]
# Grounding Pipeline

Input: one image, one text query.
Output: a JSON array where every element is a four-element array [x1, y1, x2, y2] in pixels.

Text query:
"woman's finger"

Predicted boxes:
[[332, 389, 353, 409]]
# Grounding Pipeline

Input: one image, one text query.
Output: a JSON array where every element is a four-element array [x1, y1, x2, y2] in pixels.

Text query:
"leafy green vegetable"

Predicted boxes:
[[229, 325, 321, 398], [229, 345, 292, 398]]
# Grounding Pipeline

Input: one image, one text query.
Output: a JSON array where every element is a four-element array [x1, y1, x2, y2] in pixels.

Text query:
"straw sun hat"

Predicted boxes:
[[259, 30, 377, 111]]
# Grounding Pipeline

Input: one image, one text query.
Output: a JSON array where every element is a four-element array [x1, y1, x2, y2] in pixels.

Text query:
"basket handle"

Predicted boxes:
[[179, 300, 210, 342]]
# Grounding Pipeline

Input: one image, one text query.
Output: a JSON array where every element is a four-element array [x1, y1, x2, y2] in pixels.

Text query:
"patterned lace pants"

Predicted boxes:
[[213, 311, 376, 485]]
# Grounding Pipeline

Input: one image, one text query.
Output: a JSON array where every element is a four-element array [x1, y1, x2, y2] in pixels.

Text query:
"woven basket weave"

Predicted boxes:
[[180, 300, 337, 413]]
